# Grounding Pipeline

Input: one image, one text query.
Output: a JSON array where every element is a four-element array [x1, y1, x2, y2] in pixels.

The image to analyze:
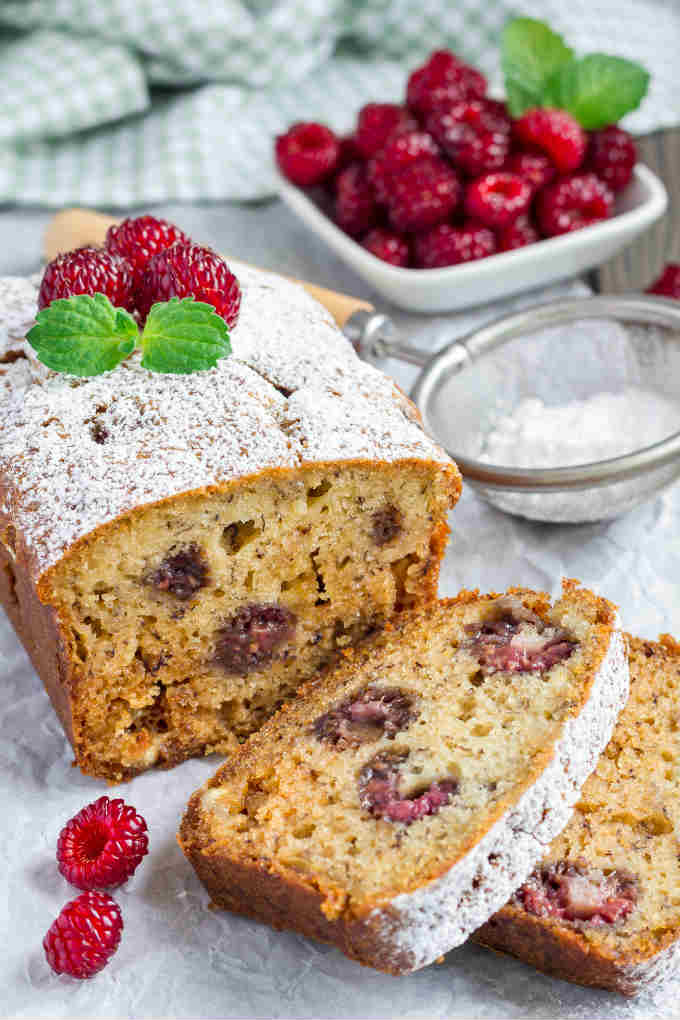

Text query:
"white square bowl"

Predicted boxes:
[[276, 164, 667, 313]]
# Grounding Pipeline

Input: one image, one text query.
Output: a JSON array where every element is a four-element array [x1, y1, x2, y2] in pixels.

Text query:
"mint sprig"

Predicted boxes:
[[544, 55, 650, 130], [27, 293, 232, 377], [27, 294, 138, 377], [501, 17, 649, 127], [141, 298, 231, 374], [502, 18, 573, 118]]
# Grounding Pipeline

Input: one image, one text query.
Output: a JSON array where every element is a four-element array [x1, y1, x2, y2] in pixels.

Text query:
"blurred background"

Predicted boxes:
[[0, 0, 677, 292]]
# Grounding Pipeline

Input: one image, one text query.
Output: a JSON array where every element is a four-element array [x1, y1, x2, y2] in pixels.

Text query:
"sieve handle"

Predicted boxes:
[[43, 208, 375, 329]]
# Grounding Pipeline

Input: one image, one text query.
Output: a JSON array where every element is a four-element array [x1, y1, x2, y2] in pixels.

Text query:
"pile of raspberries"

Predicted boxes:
[[39, 216, 241, 329], [275, 48, 638, 270]]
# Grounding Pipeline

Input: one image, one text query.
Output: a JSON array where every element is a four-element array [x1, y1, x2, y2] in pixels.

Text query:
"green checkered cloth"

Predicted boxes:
[[0, 0, 677, 206]]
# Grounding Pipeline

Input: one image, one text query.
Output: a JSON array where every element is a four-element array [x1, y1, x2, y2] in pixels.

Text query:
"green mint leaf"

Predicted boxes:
[[545, 54, 650, 129], [501, 17, 573, 117], [140, 297, 231, 374], [26, 293, 138, 377]]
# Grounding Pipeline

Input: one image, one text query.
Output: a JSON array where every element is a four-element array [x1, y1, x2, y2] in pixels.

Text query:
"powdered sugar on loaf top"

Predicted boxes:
[[0, 266, 451, 580]]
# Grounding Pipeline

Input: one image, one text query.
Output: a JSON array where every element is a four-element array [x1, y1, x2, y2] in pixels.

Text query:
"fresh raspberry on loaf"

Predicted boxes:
[[476, 634, 680, 997], [136, 241, 241, 327], [180, 582, 627, 974], [38, 247, 133, 312], [0, 266, 460, 781], [105, 216, 189, 295]]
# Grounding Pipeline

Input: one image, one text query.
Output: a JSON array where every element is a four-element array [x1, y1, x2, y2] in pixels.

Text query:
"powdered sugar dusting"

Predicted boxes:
[[0, 269, 450, 580], [370, 617, 629, 972]]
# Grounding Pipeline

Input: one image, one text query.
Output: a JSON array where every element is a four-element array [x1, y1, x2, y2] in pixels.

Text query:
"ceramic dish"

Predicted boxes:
[[276, 164, 667, 313]]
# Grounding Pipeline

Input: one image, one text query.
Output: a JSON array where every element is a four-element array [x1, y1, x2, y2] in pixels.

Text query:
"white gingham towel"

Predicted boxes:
[[0, 0, 677, 206]]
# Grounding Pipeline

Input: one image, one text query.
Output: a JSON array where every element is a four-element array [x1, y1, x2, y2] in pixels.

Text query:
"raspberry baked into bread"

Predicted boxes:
[[0, 269, 460, 781], [476, 634, 680, 996], [179, 582, 628, 974]]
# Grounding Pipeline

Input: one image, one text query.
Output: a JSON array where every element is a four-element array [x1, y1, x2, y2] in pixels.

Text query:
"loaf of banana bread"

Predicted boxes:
[[179, 582, 628, 974], [0, 267, 460, 781], [476, 633, 680, 996]]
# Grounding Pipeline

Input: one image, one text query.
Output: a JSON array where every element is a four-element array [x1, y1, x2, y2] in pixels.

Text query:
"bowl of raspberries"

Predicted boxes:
[[274, 48, 666, 312]]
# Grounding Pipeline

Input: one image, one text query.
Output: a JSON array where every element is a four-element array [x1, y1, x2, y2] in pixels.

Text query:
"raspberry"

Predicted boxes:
[[513, 109, 586, 174], [57, 795, 148, 891], [464, 172, 532, 230], [503, 152, 556, 195], [335, 135, 361, 173], [38, 247, 133, 312], [275, 122, 340, 187], [646, 263, 680, 299], [335, 164, 379, 237], [137, 241, 242, 328], [497, 216, 539, 252], [587, 125, 636, 192], [43, 891, 123, 979], [367, 131, 440, 204], [406, 50, 487, 118], [378, 129, 440, 173], [537, 173, 614, 237], [361, 228, 410, 267], [355, 104, 418, 158], [105, 216, 189, 295], [426, 100, 509, 176], [386, 158, 461, 233], [414, 221, 496, 269]]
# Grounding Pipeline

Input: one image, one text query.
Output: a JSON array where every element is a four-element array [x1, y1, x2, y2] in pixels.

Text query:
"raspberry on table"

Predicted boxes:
[[497, 216, 540, 252], [464, 172, 532, 230], [426, 100, 509, 176], [355, 103, 418, 158], [537, 173, 614, 236], [414, 221, 496, 268], [406, 50, 487, 118], [105, 216, 189, 295], [646, 263, 680, 299], [587, 125, 637, 192], [334, 164, 380, 237], [57, 795, 149, 891], [513, 108, 586, 174], [361, 228, 410, 267], [503, 152, 556, 195], [275, 122, 340, 187], [137, 241, 242, 327], [38, 247, 133, 312], [385, 157, 461, 233], [43, 891, 123, 980]]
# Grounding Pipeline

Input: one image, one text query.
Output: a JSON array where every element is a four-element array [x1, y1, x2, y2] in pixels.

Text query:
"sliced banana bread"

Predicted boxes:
[[0, 269, 460, 781], [476, 633, 680, 996], [179, 581, 628, 974]]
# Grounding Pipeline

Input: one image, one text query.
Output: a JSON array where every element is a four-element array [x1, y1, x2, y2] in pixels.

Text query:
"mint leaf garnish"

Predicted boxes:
[[502, 18, 573, 117], [140, 297, 231, 374], [27, 293, 138, 377], [545, 55, 650, 130]]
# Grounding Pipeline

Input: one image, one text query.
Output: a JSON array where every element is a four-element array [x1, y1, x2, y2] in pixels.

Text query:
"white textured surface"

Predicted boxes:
[[374, 624, 629, 971], [2, 202, 680, 1019], [0, 267, 448, 581]]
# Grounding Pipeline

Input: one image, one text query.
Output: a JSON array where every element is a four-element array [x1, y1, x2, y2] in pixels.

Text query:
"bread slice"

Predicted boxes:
[[0, 270, 459, 781], [475, 633, 680, 996], [179, 581, 628, 974]]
